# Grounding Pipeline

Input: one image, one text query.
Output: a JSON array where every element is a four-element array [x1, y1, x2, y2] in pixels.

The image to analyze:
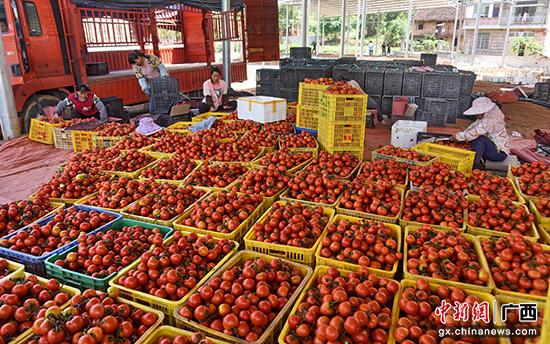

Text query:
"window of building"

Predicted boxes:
[[418, 22, 424, 30], [492, 4, 500, 17], [22, 1, 41, 36], [477, 32, 490, 50], [510, 31, 535, 37], [0, 1, 8, 33]]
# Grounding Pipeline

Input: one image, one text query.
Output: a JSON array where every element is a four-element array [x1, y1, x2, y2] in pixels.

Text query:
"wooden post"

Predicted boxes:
[[150, 9, 161, 58]]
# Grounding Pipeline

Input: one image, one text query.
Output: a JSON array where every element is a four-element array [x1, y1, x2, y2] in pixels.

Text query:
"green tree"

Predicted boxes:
[[510, 36, 543, 56]]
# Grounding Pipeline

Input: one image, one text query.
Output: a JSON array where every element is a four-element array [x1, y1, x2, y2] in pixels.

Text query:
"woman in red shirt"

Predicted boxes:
[[55, 84, 107, 121], [199, 66, 236, 114]]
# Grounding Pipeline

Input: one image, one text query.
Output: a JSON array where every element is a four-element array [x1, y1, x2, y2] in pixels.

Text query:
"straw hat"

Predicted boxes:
[[463, 97, 496, 116]]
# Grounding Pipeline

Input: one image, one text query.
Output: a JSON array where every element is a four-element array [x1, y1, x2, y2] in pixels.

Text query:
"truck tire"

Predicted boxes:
[[22, 93, 64, 133]]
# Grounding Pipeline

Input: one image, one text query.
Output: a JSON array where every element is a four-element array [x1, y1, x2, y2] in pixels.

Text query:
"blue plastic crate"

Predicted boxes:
[[295, 126, 317, 137], [0, 205, 121, 276]]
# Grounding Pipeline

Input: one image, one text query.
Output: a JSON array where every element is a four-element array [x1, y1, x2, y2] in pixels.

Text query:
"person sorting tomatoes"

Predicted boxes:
[[453, 97, 510, 169], [128, 51, 169, 113], [54, 84, 108, 121], [199, 66, 236, 114]]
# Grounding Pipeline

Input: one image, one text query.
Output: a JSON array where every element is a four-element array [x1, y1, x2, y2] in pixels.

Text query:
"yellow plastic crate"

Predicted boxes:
[[356, 161, 409, 189], [314, 214, 401, 278], [372, 145, 439, 166], [496, 295, 545, 344], [192, 112, 228, 123], [478, 235, 550, 302], [92, 134, 127, 149], [173, 193, 266, 242], [143, 326, 229, 344], [317, 117, 365, 150], [303, 156, 360, 180], [542, 290, 550, 344], [71, 130, 95, 152], [209, 148, 265, 166], [1, 259, 24, 281], [11, 271, 81, 344], [102, 158, 158, 179], [320, 145, 364, 161], [287, 102, 297, 116], [168, 121, 193, 131], [296, 105, 319, 130], [403, 226, 495, 293], [335, 187, 404, 224], [466, 202, 539, 243], [251, 154, 314, 174], [530, 198, 550, 226], [53, 127, 73, 150], [243, 201, 335, 266], [278, 137, 319, 155], [139, 144, 175, 159], [280, 189, 342, 209], [278, 265, 401, 344], [109, 234, 238, 326], [467, 177, 525, 205], [297, 82, 330, 107], [539, 224, 550, 244], [183, 163, 250, 192], [138, 158, 203, 185], [413, 142, 476, 174], [75, 192, 126, 212], [175, 250, 313, 344], [319, 92, 368, 123], [29, 118, 61, 145], [120, 188, 209, 227]]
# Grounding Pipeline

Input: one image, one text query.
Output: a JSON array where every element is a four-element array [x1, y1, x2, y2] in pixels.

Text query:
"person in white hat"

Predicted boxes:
[[453, 97, 510, 169]]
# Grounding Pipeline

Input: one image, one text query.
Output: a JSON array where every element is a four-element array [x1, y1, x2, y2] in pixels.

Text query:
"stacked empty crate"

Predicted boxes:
[[317, 90, 368, 160], [296, 82, 330, 134]]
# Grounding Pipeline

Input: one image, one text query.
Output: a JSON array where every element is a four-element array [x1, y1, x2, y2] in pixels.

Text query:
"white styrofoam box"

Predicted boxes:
[[237, 96, 286, 124], [391, 120, 428, 148]]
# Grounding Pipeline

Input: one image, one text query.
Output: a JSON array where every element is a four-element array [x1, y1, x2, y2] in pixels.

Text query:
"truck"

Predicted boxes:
[[0, 0, 279, 131]]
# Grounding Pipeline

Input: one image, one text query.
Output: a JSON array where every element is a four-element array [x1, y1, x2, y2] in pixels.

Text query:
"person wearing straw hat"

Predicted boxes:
[[452, 97, 510, 169]]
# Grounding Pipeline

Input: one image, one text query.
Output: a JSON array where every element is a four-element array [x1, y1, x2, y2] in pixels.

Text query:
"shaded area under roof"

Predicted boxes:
[[71, 0, 244, 11]]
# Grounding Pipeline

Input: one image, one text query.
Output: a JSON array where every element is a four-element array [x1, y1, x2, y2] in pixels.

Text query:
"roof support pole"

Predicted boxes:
[[301, 0, 308, 47], [471, 0, 482, 65], [501, 0, 515, 67], [405, 0, 413, 58], [451, 4, 459, 63], [0, 33, 19, 138], [375, 11, 380, 55], [360, 0, 368, 58], [355, 0, 362, 57], [316, 0, 321, 55], [285, 4, 290, 56], [222, 0, 231, 85], [340, 0, 347, 57], [149, 9, 160, 58]]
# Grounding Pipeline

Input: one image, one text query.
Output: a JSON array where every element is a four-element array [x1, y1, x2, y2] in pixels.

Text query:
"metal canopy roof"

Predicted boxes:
[[279, 0, 463, 16]]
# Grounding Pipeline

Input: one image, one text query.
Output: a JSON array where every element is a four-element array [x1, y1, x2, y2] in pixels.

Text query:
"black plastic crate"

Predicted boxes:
[[534, 82, 550, 101], [402, 70, 423, 97], [280, 88, 298, 102], [459, 70, 476, 96], [459, 95, 473, 118], [383, 68, 404, 96], [422, 73, 442, 98], [416, 110, 448, 127], [256, 84, 273, 96], [272, 78, 283, 98], [395, 59, 422, 67], [150, 77, 179, 97], [349, 64, 368, 86], [256, 69, 280, 84], [86, 62, 109, 76], [440, 73, 461, 99], [280, 67, 298, 89], [420, 53, 437, 66], [290, 47, 312, 59], [332, 64, 351, 81], [423, 98, 449, 115], [295, 63, 333, 85], [381, 96, 394, 116], [101, 96, 124, 116], [445, 98, 459, 124], [364, 67, 385, 95]]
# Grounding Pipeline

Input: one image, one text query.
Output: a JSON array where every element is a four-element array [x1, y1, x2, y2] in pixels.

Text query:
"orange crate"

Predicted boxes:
[[29, 118, 60, 145]]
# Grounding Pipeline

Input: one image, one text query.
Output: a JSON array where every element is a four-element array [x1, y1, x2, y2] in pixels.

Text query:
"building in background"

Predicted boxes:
[[413, 7, 457, 48], [462, 0, 550, 57]]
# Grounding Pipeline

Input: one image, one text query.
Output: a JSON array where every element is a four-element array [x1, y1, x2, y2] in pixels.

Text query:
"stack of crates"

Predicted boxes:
[[296, 82, 330, 134], [317, 92, 368, 160]]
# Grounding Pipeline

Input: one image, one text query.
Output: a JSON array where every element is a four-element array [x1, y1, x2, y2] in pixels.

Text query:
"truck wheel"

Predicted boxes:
[[22, 93, 64, 133]]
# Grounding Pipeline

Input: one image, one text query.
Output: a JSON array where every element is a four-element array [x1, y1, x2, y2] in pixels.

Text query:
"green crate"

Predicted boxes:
[[44, 219, 173, 291]]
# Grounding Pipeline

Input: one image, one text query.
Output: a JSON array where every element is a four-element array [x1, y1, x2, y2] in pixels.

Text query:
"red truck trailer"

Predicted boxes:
[[0, 0, 279, 131]]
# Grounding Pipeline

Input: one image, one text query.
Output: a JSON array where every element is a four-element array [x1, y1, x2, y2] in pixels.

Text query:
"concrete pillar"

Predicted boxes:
[[340, 0, 347, 57], [301, 0, 308, 47], [405, 0, 413, 58], [0, 35, 20, 138], [286, 4, 290, 56], [451, 4, 459, 62], [501, 0, 515, 66], [471, 0, 483, 64], [222, 0, 231, 85], [316, 0, 321, 55], [360, 0, 368, 58], [375, 12, 380, 55], [355, 0, 362, 57]]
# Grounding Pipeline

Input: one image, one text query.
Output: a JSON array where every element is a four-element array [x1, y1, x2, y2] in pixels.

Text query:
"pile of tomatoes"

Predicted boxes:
[[533, 196, 550, 217], [114, 134, 157, 150], [394, 278, 499, 344], [305, 151, 360, 178], [263, 121, 294, 134], [186, 163, 248, 189], [140, 155, 198, 181], [355, 160, 408, 187], [0, 258, 14, 278], [0, 198, 56, 238], [35, 171, 110, 200], [0, 207, 115, 256], [85, 178, 156, 210], [401, 186, 468, 229], [409, 162, 467, 192], [283, 266, 399, 344], [155, 332, 216, 344], [95, 123, 135, 137], [232, 166, 289, 198], [286, 171, 347, 205], [376, 146, 433, 162], [117, 231, 235, 301], [502, 301, 544, 344], [69, 149, 121, 171], [318, 219, 401, 271], [213, 120, 261, 133], [279, 132, 317, 149], [405, 225, 490, 286], [239, 131, 277, 148], [0, 274, 72, 343], [303, 77, 334, 85], [250, 202, 330, 247], [481, 235, 550, 296], [467, 169, 519, 201], [255, 150, 312, 172], [178, 257, 304, 342], [56, 118, 96, 129], [106, 150, 155, 173], [149, 132, 195, 155], [468, 198, 535, 236], [28, 289, 159, 344], [511, 161, 550, 197], [52, 225, 165, 278], [125, 185, 205, 222], [210, 141, 261, 162], [339, 181, 401, 217], [325, 81, 362, 95], [432, 140, 471, 150], [177, 191, 262, 234]]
